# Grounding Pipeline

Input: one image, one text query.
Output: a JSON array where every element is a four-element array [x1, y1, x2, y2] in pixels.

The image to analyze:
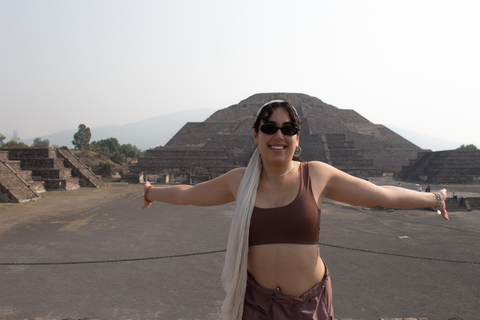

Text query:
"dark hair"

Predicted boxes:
[[253, 100, 301, 133]]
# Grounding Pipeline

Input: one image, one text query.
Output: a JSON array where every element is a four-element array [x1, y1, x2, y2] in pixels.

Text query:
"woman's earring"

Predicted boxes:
[[294, 146, 302, 157]]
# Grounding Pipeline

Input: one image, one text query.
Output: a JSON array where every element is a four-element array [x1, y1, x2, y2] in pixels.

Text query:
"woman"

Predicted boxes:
[[142, 100, 448, 320]]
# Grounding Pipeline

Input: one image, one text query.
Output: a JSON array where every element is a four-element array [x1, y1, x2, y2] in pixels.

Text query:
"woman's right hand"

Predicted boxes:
[[142, 181, 154, 209]]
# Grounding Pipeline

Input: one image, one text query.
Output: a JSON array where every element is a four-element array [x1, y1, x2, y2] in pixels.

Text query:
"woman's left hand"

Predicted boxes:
[[437, 188, 449, 221]]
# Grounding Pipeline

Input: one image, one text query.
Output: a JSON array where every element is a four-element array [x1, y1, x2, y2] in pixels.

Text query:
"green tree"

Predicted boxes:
[[90, 137, 144, 164], [72, 124, 91, 150], [90, 137, 124, 164], [32, 137, 50, 148], [120, 143, 143, 158], [90, 137, 121, 154], [0, 133, 5, 146], [52, 145, 69, 150], [457, 144, 478, 150], [4, 140, 28, 147]]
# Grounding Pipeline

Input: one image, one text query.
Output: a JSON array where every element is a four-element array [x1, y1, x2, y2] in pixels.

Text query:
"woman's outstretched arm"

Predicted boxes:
[[310, 161, 449, 220], [142, 167, 245, 209]]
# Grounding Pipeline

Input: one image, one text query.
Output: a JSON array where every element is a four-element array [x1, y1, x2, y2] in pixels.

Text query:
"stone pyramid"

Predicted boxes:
[[132, 93, 423, 184]]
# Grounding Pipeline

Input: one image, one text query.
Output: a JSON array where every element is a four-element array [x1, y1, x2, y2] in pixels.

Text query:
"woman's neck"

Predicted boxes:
[[262, 162, 295, 178]]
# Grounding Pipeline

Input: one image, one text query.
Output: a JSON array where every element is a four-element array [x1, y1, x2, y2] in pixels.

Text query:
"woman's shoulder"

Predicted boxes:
[[304, 160, 340, 177], [304, 160, 332, 170]]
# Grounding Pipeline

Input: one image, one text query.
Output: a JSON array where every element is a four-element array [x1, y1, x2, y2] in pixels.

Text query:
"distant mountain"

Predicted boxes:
[[22, 108, 216, 150], [12, 108, 461, 152]]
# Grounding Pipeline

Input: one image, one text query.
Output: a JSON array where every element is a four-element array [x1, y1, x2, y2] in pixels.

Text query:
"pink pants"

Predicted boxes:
[[243, 264, 334, 320]]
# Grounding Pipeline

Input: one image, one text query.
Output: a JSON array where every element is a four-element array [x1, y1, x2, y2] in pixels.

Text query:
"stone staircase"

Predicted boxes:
[[57, 149, 106, 187], [326, 134, 383, 177], [0, 148, 106, 203], [3, 148, 81, 191], [394, 151, 436, 182], [0, 150, 44, 203]]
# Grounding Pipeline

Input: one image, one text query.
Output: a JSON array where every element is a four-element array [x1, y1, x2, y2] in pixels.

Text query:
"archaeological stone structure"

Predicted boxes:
[[0, 147, 106, 203], [396, 149, 480, 185], [129, 93, 426, 184]]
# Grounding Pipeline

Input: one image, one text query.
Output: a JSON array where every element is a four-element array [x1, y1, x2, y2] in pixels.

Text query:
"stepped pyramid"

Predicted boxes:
[[0, 147, 106, 203], [0, 150, 44, 203], [131, 93, 423, 184]]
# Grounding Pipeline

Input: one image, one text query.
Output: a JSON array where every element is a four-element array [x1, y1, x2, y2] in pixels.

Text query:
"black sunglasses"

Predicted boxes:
[[260, 124, 299, 136]]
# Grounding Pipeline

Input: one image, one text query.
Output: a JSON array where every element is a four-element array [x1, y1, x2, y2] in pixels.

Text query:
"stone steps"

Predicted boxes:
[[20, 157, 67, 169], [324, 134, 382, 177], [0, 159, 42, 203], [0, 148, 81, 192], [0, 148, 105, 202], [57, 149, 106, 188]]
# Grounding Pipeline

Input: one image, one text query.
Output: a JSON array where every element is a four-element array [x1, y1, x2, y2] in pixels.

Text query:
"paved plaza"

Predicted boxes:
[[0, 181, 479, 320]]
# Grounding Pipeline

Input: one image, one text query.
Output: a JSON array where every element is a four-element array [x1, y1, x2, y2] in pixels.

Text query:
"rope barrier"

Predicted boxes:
[[319, 242, 480, 265], [0, 249, 227, 266], [0, 243, 478, 266]]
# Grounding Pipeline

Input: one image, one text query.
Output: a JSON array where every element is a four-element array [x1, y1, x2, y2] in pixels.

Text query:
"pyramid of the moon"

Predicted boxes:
[[132, 93, 424, 184]]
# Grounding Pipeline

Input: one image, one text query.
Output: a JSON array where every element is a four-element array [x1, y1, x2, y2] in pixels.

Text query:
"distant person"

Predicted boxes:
[[425, 185, 431, 192], [417, 185, 423, 192], [453, 192, 457, 199], [142, 100, 449, 320]]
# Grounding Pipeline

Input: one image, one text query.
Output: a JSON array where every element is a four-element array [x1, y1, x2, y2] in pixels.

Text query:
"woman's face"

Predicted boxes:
[[253, 107, 300, 164]]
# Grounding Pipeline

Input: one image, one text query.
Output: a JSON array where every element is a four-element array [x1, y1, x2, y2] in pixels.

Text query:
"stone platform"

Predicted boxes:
[[0, 147, 105, 203]]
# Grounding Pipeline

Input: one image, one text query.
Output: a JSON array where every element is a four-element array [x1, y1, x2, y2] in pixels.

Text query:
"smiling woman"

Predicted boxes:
[[254, 105, 299, 170], [142, 99, 448, 320]]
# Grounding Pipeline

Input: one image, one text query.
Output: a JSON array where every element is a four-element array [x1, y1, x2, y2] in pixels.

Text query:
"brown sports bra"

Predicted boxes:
[[249, 162, 321, 246]]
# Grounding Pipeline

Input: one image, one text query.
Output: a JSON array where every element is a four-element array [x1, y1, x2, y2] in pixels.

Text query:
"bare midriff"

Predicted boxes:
[[247, 243, 325, 297]]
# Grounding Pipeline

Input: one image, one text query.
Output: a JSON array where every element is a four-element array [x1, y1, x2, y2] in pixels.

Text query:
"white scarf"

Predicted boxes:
[[221, 148, 261, 320]]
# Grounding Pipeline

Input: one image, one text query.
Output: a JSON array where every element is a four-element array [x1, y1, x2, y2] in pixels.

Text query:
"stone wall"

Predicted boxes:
[[130, 146, 237, 184], [445, 196, 480, 211]]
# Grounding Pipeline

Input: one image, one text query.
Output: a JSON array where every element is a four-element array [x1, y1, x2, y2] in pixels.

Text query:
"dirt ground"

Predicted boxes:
[[2, 177, 479, 237], [1, 179, 479, 319], [0, 182, 143, 236]]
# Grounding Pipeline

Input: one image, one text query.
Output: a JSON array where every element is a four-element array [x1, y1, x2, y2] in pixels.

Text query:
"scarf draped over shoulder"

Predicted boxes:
[[221, 148, 261, 320]]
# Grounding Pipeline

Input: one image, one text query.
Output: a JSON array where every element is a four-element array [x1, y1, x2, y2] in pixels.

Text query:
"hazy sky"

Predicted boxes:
[[1, 0, 479, 150]]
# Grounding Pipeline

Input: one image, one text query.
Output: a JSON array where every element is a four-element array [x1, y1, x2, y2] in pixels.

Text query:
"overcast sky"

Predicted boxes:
[[1, 0, 479, 150]]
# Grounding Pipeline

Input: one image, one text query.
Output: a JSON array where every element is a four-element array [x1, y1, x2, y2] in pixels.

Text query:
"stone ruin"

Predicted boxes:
[[129, 93, 425, 184], [0, 147, 106, 203], [396, 149, 480, 185]]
